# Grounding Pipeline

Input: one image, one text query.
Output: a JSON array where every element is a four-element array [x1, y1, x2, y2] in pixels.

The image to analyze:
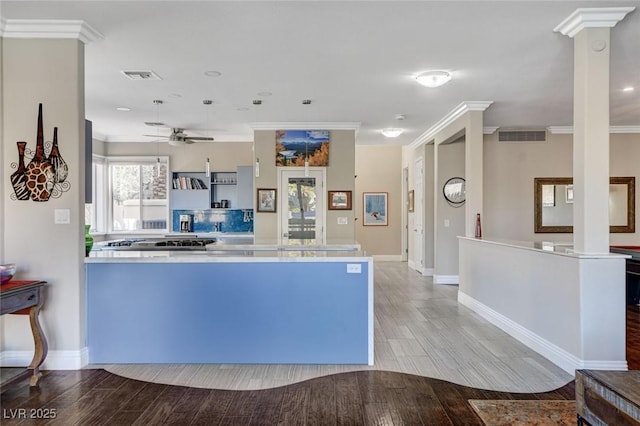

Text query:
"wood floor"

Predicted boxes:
[[0, 368, 576, 426], [102, 262, 571, 393]]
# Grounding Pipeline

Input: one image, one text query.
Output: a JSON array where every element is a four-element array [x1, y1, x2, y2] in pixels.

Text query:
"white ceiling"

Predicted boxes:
[[2, 1, 639, 145]]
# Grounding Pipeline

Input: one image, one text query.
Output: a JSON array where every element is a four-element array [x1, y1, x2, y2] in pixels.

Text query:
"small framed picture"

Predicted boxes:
[[565, 184, 574, 203], [363, 192, 388, 226], [408, 190, 415, 212], [328, 190, 352, 210], [257, 188, 277, 212]]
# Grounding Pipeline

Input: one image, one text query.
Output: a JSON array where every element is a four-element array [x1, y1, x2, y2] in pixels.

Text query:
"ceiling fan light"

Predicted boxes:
[[381, 128, 404, 138], [415, 70, 452, 88]]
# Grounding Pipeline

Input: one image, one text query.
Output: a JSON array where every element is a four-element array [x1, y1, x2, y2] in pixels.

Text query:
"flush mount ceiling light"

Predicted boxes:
[[381, 128, 404, 138], [415, 70, 452, 88], [204, 70, 222, 77], [116, 107, 131, 111]]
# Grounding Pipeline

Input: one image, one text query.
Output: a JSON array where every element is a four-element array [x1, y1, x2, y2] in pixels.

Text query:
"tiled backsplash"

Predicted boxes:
[[172, 209, 254, 233]]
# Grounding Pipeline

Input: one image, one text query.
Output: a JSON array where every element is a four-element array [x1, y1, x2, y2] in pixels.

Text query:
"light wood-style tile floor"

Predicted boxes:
[[97, 262, 572, 392]]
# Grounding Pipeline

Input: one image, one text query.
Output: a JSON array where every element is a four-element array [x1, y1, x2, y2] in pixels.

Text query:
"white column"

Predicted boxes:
[[465, 111, 484, 237], [554, 7, 634, 254]]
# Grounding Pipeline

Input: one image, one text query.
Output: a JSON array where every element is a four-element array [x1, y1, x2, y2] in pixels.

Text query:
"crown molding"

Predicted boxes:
[[547, 125, 640, 134], [247, 122, 361, 136], [554, 7, 635, 38], [409, 101, 493, 149], [483, 126, 499, 135], [1, 19, 103, 44]]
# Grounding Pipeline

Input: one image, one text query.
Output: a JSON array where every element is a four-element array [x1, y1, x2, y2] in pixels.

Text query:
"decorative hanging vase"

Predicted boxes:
[[48, 127, 69, 183], [25, 103, 55, 202], [85, 225, 94, 256], [475, 213, 482, 238], [11, 141, 31, 200]]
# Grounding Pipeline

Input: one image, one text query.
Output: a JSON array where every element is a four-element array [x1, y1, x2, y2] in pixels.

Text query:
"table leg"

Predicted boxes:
[[27, 302, 48, 386]]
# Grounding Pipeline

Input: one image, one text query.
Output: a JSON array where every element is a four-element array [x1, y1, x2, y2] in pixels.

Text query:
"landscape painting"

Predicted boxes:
[[276, 130, 329, 167]]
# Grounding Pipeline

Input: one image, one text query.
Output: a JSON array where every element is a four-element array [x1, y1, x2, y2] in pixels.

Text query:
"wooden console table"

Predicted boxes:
[[576, 369, 640, 425], [0, 280, 48, 387]]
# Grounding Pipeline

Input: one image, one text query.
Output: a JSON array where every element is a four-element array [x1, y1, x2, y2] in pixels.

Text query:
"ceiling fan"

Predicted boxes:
[[145, 128, 214, 146]]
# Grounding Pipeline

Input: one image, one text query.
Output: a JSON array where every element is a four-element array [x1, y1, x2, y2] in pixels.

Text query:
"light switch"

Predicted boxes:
[[54, 208, 71, 224], [337, 217, 348, 225], [444, 219, 450, 227]]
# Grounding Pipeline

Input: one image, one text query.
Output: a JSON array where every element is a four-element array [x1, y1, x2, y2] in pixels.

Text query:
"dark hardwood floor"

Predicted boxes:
[[628, 304, 640, 370], [1, 369, 575, 426]]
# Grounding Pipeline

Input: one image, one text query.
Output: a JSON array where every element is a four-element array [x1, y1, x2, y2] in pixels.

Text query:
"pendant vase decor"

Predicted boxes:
[[11, 141, 31, 200], [85, 225, 94, 256], [48, 127, 69, 183], [475, 213, 482, 238], [24, 103, 55, 202]]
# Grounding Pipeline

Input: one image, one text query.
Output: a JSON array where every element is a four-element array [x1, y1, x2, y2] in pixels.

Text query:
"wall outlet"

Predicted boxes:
[[337, 217, 348, 225], [347, 264, 362, 274], [444, 219, 450, 227], [54, 208, 71, 224]]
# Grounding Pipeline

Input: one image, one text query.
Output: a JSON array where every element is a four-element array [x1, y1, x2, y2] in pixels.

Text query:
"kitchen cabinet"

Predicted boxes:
[[171, 167, 253, 210], [170, 172, 209, 210]]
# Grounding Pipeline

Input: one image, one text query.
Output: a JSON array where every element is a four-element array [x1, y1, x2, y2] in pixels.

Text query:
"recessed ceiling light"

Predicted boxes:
[[622, 86, 634, 92], [381, 128, 404, 138], [258, 91, 272, 97], [168, 93, 182, 98], [237, 107, 250, 111], [415, 70, 452, 88], [116, 107, 131, 112], [204, 70, 222, 77]]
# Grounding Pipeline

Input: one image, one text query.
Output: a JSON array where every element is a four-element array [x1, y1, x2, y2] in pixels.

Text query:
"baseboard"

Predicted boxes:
[[421, 268, 434, 277], [0, 348, 89, 370], [457, 292, 629, 375], [373, 255, 403, 262], [434, 275, 459, 285], [407, 261, 433, 276]]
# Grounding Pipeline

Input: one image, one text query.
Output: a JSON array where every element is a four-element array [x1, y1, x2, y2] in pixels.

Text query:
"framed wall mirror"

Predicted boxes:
[[534, 177, 635, 233]]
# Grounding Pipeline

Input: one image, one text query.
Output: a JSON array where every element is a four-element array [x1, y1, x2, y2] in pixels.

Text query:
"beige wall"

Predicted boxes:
[[355, 145, 402, 256], [104, 140, 253, 171], [484, 132, 639, 245], [254, 129, 356, 243], [435, 141, 465, 276], [2, 39, 86, 360]]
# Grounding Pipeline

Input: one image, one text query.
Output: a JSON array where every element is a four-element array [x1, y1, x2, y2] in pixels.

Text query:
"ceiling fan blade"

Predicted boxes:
[[185, 136, 214, 141], [184, 139, 196, 144], [143, 134, 169, 138]]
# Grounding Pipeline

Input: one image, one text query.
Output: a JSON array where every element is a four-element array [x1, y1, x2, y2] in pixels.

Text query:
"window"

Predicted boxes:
[[85, 155, 106, 233], [108, 157, 169, 233]]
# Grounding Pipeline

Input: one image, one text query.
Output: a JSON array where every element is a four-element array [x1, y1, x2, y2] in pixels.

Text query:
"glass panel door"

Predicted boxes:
[[280, 169, 324, 245]]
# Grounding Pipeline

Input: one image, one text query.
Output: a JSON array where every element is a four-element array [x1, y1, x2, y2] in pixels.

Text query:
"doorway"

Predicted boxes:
[[278, 169, 325, 245]]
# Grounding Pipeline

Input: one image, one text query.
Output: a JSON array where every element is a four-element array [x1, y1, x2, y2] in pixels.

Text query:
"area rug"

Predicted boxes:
[[468, 399, 576, 426]]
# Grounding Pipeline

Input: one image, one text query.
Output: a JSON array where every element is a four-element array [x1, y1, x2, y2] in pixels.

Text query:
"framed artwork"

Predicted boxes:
[[408, 190, 415, 212], [565, 185, 574, 203], [363, 192, 388, 226], [275, 130, 330, 166], [257, 188, 277, 212], [328, 190, 352, 210]]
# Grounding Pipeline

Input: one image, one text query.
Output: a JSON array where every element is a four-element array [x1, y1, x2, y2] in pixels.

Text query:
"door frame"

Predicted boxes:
[[277, 167, 326, 245]]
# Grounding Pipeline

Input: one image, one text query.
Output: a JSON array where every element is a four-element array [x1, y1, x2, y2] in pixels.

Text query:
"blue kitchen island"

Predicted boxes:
[[85, 249, 373, 365]]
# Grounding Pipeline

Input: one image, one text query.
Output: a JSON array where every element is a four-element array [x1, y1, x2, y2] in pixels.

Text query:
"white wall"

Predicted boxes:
[[2, 38, 86, 368]]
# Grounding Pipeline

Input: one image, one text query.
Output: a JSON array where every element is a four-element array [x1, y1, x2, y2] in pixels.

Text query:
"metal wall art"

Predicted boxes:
[[10, 103, 70, 201]]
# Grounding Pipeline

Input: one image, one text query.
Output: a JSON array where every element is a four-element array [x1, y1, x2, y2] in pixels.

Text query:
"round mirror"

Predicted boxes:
[[443, 177, 466, 205]]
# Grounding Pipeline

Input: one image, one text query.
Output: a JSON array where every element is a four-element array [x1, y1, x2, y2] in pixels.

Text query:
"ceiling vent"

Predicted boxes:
[[498, 130, 546, 142], [144, 121, 165, 127], [121, 70, 162, 81]]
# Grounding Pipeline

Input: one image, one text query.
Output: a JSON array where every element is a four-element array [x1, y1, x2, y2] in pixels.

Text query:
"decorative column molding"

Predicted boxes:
[[555, 7, 634, 254], [554, 7, 635, 38], [1, 19, 103, 44]]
